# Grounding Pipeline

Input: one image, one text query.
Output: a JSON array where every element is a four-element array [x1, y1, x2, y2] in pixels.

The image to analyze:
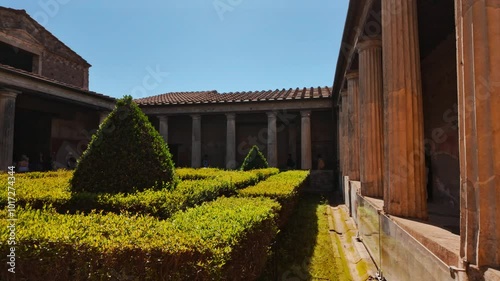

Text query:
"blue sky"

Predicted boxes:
[[0, 0, 349, 98]]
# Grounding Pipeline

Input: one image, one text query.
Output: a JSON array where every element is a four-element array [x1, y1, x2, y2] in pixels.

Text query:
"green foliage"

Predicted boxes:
[[0, 169, 272, 219], [239, 170, 309, 226], [259, 195, 347, 281], [240, 145, 269, 171], [0, 197, 280, 281], [0, 170, 72, 209], [239, 170, 309, 201], [176, 167, 223, 180], [70, 96, 177, 194]]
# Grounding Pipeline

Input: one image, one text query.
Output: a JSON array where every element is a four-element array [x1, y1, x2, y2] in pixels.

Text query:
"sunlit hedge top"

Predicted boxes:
[[70, 96, 177, 194]]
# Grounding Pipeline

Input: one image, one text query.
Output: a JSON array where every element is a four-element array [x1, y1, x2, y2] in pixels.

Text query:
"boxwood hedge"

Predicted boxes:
[[0, 169, 278, 219], [71, 96, 177, 194], [238, 170, 310, 226], [0, 197, 280, 281]]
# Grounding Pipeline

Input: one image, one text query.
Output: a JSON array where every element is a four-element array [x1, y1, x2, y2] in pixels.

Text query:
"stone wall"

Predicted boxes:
[[311, 110, 335, 169], [0, 8, 89, 89], [168, 115, 191, 167], [201, 115, 226, 168], [421, 35, 460, 212]]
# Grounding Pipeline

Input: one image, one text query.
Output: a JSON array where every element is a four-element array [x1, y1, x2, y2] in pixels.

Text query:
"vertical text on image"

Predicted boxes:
[[6, 166, 17, 274]]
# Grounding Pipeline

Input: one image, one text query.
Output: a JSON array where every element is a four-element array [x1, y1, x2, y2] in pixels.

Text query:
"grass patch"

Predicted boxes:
[[259, 194, 351, 281]]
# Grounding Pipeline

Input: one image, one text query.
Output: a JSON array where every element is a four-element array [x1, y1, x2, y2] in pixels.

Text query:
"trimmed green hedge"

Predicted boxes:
[[240, 145, 269, 171], [0, 171, 72, 209], [71, 96, 177, 194], [238, 170, 309, 226], [0, 169, 277, 219], [0, 197, 280, 281], [176, 167, 279, 181]]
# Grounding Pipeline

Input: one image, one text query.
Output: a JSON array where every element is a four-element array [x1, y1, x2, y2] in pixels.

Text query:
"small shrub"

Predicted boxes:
[[70, 96, 177, 194], [240, 145, 269, 171]]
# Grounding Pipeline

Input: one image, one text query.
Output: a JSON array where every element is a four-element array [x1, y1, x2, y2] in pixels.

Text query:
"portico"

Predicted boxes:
[[333, 0, 500, 279], [136, 87, 334, 170]]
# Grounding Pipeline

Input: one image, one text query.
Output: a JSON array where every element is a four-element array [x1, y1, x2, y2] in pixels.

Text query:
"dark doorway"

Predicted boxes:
[[418, 0, 460, 233], [13, 109, 52, 170]]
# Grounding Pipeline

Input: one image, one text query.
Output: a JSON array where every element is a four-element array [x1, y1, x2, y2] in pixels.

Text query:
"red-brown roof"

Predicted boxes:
[[135, 86, 332, 105]]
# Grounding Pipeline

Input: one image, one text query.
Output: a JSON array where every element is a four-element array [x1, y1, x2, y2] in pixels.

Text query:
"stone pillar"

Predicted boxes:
[[158, 115, 169, 143], [382, 0, 426, 219], [300, 110, 312, 170], [191, 114, 201, 168], [358, 39, 384, 198], [266, 112, 278, 167], [0, 90, 18, 171], [455, 0, 500, 268], [225, 113, 236, 169], [346, 72, 360, 181], [340, 90, 349, 178]]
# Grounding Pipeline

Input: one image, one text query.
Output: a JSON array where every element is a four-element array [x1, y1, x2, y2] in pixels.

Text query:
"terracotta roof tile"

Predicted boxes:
[[135, 86, 332, 106]]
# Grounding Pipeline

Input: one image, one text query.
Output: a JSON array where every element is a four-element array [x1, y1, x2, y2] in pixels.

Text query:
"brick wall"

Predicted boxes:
[[0, 8, 90, 89]]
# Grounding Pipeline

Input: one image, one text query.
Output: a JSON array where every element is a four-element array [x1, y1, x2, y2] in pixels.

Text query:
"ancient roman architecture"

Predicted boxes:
[[334, 0, 500, 280], [134, 88, 333, 170], [0, 7, 334, 173], [0, 7, 114, 170], [1, 2, 499, 280]]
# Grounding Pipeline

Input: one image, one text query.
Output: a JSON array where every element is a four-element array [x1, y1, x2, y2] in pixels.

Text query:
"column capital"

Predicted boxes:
[[266, 111, 277, 119], [340, 89, 348, 98], [0, 88, 21, 99], [357, 39, 382, 52], [190, 114, 201, 120], [157, 115, 169, 121], [225, 113, 236, 120], [300, 110, 311, 118], [346, 71, 359, 80]]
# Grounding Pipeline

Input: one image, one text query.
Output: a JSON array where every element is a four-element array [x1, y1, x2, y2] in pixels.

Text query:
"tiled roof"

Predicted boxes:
[[0, 63, 115, 101], [135, 86, 332, 105]]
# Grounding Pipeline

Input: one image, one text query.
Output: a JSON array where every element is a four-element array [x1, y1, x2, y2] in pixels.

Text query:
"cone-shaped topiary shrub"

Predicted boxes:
[[240, 145, 269, 171], [70, 96, 177, 194]]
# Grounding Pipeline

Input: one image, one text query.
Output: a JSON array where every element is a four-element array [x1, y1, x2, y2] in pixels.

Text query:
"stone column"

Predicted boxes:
[[0, 89, 19, 171], [346, 72, 360, 181], [266, 112, 278, 167], [358, 39, 384, 198], [455, 0, 500, 268], [382, 0, 426, 219], [158, 115, 169, 143], [191, 114, 201, 168], [300, 110, 312, 170], [340, 90, 349, 178], [225, 113, 236, 169]]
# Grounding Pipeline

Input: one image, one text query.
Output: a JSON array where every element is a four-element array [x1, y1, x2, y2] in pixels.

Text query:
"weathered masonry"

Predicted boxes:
[[135, 88, 334, 170], [334, 1, 500, 280], [0, 7, 114, 170]]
